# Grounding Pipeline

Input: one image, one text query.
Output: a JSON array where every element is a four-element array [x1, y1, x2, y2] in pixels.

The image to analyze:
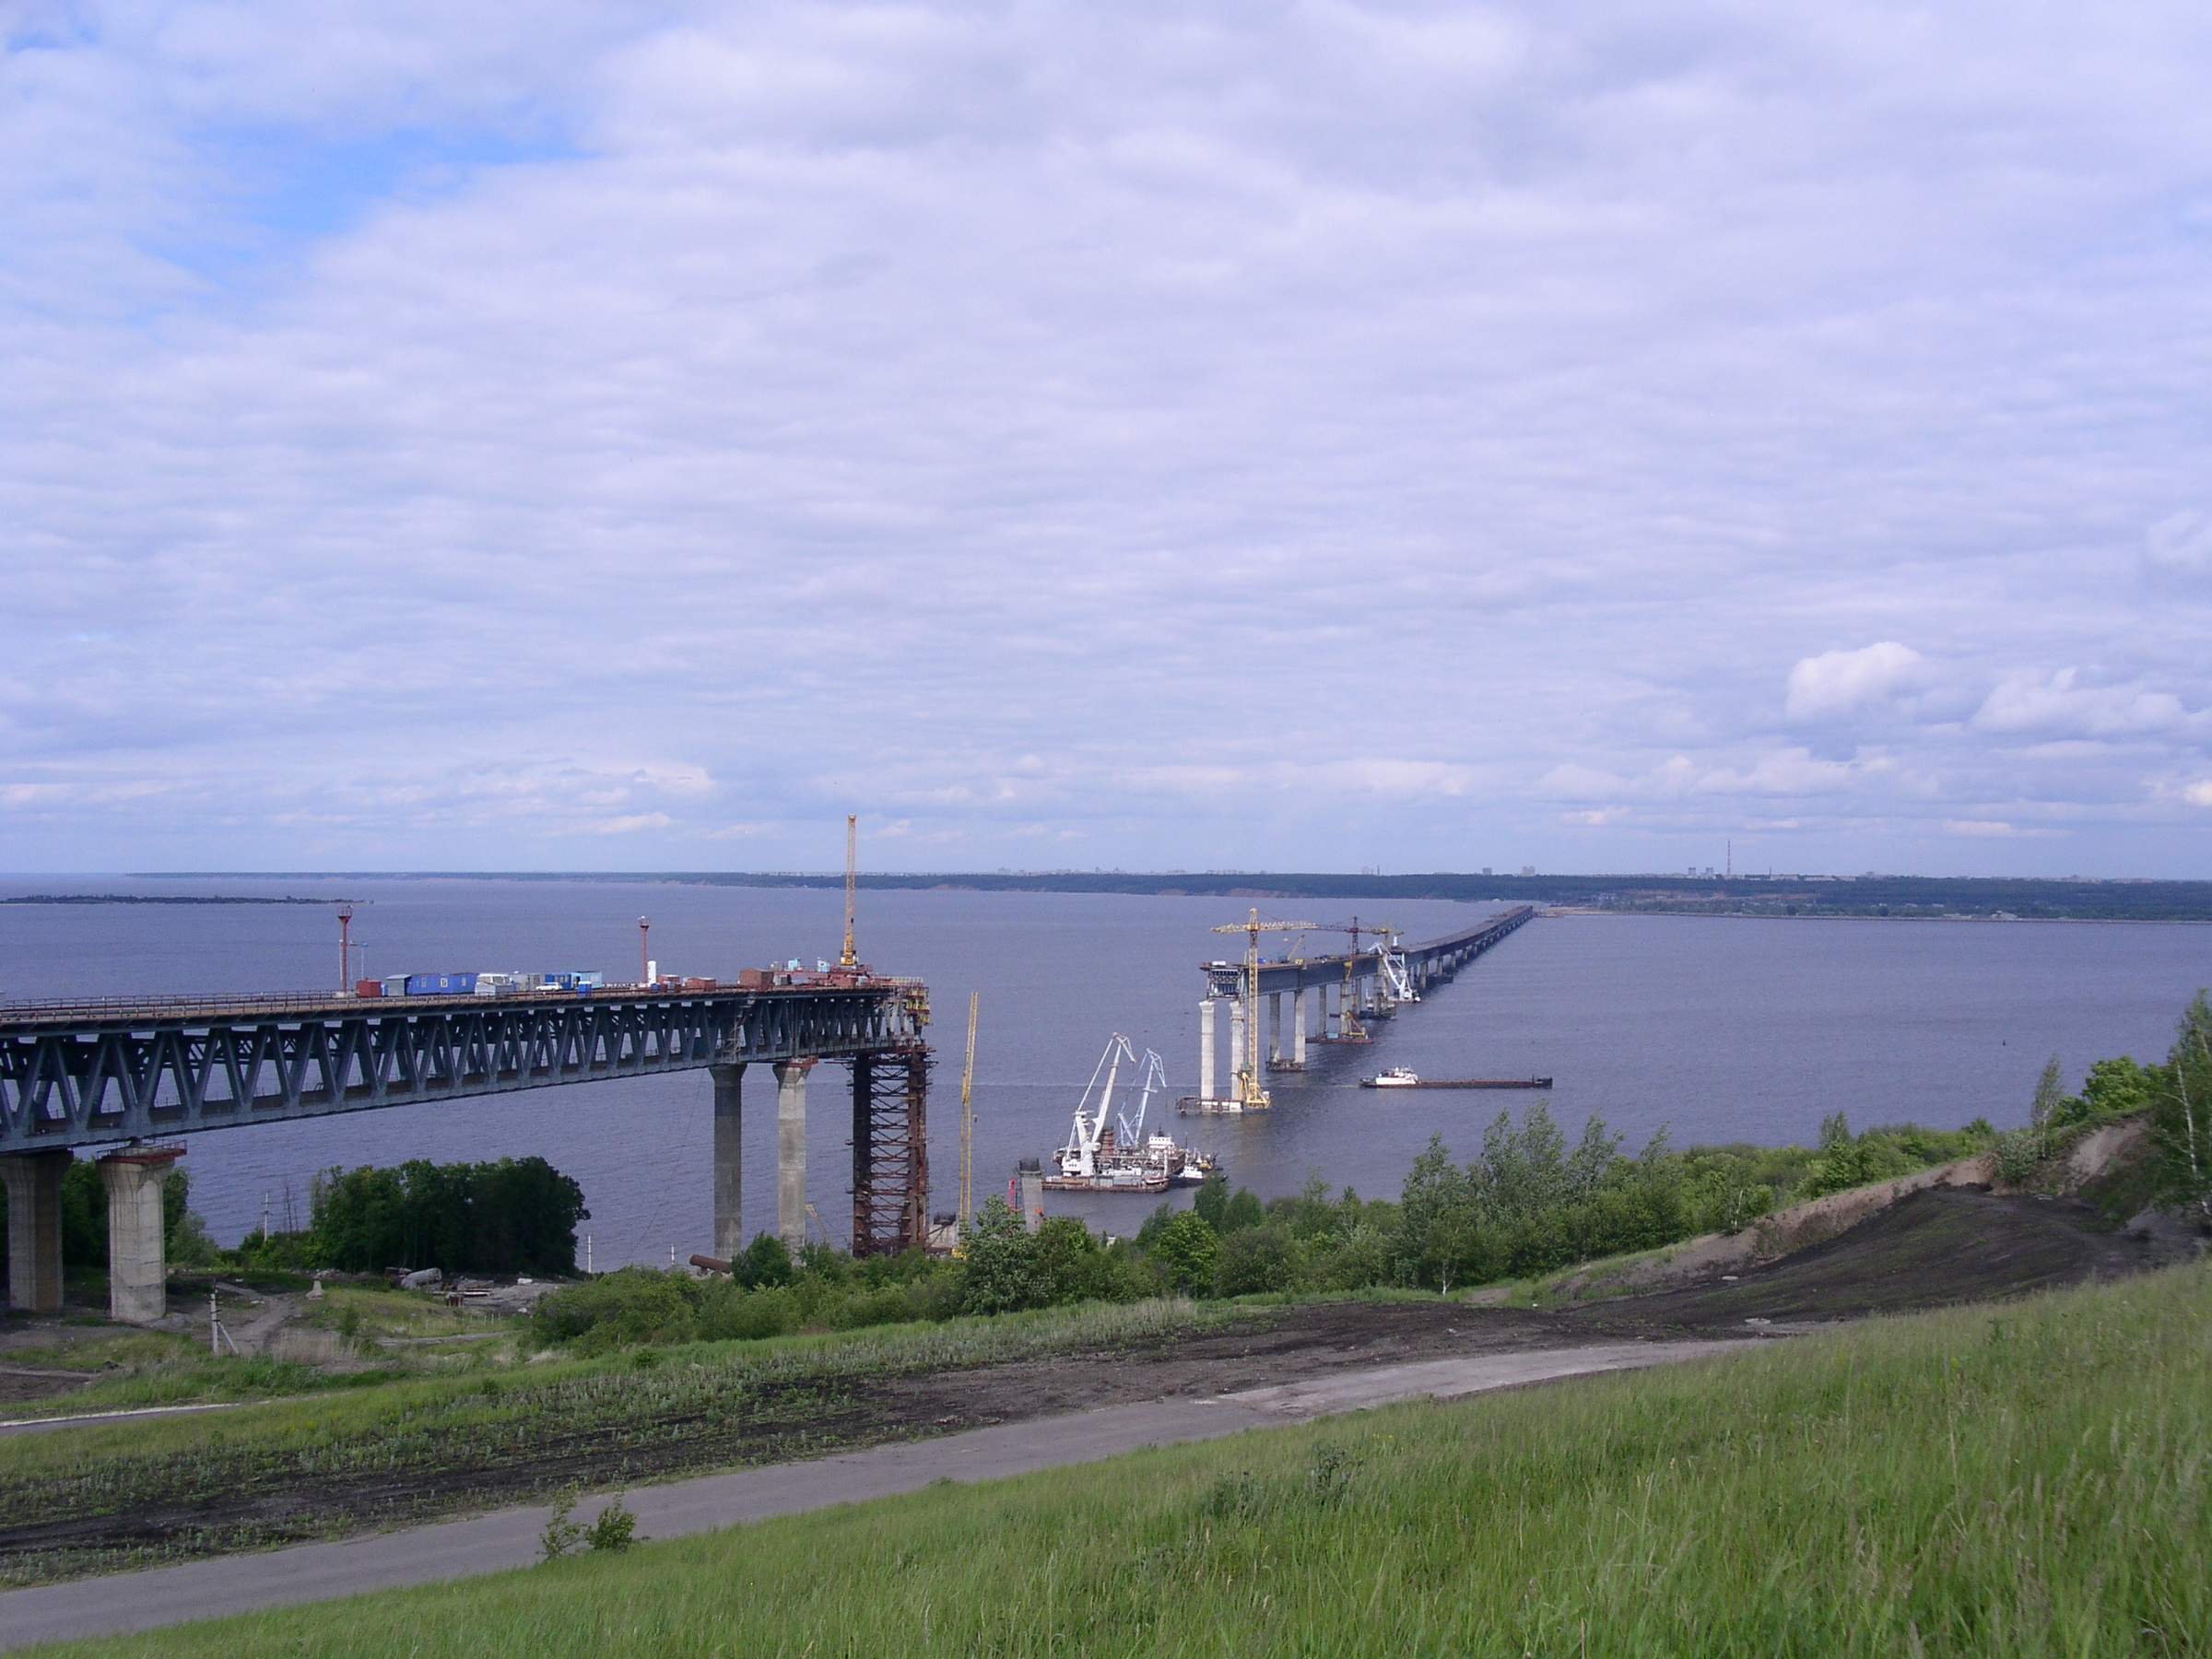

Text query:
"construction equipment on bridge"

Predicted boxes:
[[840, 815, 860, 971], [1199, 910, 1316, 1111], [1304, 917, 1398, 1041]]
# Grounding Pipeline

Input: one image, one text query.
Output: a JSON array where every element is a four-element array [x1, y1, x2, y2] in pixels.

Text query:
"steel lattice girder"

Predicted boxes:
[[0, 988, 924, 1152], [849, 1045, 930, 1257]]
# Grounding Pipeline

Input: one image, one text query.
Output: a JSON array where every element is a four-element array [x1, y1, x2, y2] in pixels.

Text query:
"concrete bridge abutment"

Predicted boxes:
[[1, 1150, 69, 1313]]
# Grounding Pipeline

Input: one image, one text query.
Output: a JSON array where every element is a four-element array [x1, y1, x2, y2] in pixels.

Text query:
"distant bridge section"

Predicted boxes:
[[1200, 905, 1537, 1002], [0, 978, 932, 1322], [1193, 906, 1536, 1099]]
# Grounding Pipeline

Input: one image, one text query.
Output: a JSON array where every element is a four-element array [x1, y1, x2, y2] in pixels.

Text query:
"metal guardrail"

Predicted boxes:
[[0, 976, 928, 1031]]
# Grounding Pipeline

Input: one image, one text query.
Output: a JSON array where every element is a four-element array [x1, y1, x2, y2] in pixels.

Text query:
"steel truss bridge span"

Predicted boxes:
[[0, 982, 927, 1154]]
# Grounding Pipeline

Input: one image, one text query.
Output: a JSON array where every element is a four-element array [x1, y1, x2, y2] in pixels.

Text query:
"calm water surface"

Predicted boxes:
[[3, 877, 2206, 1265]]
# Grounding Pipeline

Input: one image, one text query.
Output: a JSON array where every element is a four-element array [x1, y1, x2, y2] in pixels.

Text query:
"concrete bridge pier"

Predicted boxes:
[[1292, 987, 1309, 1066], [1265, 994, 1281, 1066], [775, 1060, 810, 1251], [1, 1150, 69, 1312], [712, 1062, 747, 1260], [1229, 1000, 1246, 1088], [1198, 999, 1217, 1102], [100, 1147, 182, 1324]]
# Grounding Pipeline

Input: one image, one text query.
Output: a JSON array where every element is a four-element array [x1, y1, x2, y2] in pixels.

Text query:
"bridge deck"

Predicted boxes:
[[0, 979, 929, 1152], [1204, 906, 1536, 996]]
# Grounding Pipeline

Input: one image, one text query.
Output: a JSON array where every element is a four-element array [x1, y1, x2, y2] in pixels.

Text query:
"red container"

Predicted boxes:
[[354, 979, 383, 998]]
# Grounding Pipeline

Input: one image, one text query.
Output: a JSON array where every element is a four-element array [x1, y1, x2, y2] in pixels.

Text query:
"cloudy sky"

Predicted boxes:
[[5, 2, 2209, 876]]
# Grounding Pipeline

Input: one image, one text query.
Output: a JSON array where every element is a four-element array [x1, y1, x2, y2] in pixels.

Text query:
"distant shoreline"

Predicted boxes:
[[0, 895, 340, 907], [85, 867, 2212, 924]]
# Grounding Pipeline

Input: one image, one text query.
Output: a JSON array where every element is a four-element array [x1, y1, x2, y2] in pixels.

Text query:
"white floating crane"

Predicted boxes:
[[1061, 1033, 1138, 1179]]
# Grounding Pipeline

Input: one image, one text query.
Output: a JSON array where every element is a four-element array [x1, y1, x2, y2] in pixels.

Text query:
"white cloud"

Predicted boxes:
[[1944, 818, 2016, 838], [1972, 669, 2195, 739], [1784, 642, 1928, 722], [2183, 781, 2212, 808], [2147, 510, 2212, 575], [4, 4, 2212, 873]]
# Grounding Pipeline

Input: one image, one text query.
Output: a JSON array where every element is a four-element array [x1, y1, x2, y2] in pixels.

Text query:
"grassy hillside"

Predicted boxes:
[[44, 1259, 2210, 1657]]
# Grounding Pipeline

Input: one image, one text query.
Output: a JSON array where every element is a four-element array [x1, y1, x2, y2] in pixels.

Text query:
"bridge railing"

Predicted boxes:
[[0, 976, 927, 1030]]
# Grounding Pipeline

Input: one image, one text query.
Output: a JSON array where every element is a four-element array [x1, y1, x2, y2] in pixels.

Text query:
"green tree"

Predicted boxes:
[[1147, 1211, 1219, 1296], [2150, 994, 2212, 1217], [1214, 1224, 1296, 1296], [1191, 1171, 1230, 1232], [1034, 1217, 1122, 1305], [2076, 1057, 2158, 1124], [960, 1196, 1045, 1314], [2030, 1054, 2067, 1151], [1221, 1188, 1265, 1234], [736, 1232, 795, 1288]]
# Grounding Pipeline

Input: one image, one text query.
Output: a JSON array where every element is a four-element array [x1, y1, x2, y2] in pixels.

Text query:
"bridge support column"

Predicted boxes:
[[1229, 1000, 1245, 1089], [775, 1060, 809, 1252], [1266, 994, 1280, 1066], [712, 1062, 746, 1260], [1198, 999, 1217, 1102], [100, 1147, 182, 1324], [1, 1150, 69, 1313], [1292, 988, 1308, 1066]]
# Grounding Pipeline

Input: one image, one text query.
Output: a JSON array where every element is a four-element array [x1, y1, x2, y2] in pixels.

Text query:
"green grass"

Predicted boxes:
[[41, 1259, 2212, 1657], [0, 1295, 1250, 1584]]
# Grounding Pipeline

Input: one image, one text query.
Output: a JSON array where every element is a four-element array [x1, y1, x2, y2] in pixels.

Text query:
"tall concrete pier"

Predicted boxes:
[[100, 1147, 182, 1324], [774, 1060, 810, 1250], [711, 1063, 746, 1260]]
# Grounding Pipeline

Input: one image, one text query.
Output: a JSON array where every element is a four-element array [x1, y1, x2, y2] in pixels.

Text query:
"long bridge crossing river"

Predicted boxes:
[[0, 975, 931, 1322]]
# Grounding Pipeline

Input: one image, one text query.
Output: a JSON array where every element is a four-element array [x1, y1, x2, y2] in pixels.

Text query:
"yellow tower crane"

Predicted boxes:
[[1312, 917, 1400, 1039], [840, 814, 860, 970], [959, 992, 980, 1237], [1208, 909, 1316, 1111]]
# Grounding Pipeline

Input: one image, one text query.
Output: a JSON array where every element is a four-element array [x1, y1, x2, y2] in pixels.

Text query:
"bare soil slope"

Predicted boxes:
[[1600, 1184, 2187, 1332]]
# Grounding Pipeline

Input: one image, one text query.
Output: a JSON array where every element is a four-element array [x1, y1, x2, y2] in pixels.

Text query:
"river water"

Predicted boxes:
[[3, 877, 2206, 1264]]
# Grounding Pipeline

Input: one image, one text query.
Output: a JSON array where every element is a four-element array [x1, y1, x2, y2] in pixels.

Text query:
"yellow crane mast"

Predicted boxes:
[[959, 992, 980, 1236], [1208, 909, 1316, 1111], [840, 814, 859, 970]]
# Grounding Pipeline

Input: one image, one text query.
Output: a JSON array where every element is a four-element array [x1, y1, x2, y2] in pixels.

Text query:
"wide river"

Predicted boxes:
[[4, 877, 2206, 1265]]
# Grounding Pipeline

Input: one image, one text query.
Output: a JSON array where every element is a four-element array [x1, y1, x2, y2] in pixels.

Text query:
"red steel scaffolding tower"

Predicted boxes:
[[850, 1045, 931, 1256]]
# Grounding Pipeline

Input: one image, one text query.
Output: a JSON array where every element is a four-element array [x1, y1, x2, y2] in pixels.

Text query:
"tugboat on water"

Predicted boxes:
[[1046, 1034, 1219, 1192]]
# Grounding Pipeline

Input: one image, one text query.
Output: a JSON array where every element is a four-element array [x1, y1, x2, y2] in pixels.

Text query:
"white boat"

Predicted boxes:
[[1361, 1066, 1421, 1088]]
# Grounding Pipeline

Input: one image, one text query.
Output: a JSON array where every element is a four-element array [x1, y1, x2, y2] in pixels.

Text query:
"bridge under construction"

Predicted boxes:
[[0, 973, 934, 1324], [1189, 906, 1536, 1112]]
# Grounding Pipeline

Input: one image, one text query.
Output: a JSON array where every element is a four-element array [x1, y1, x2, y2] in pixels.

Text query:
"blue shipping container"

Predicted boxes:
[[405, 972, 478, 996]]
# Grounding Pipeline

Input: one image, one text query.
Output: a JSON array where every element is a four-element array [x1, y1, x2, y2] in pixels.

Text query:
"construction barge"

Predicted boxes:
[[1047, 1034, 1219, 1193], [1359, 1068, 1552, 1090]]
